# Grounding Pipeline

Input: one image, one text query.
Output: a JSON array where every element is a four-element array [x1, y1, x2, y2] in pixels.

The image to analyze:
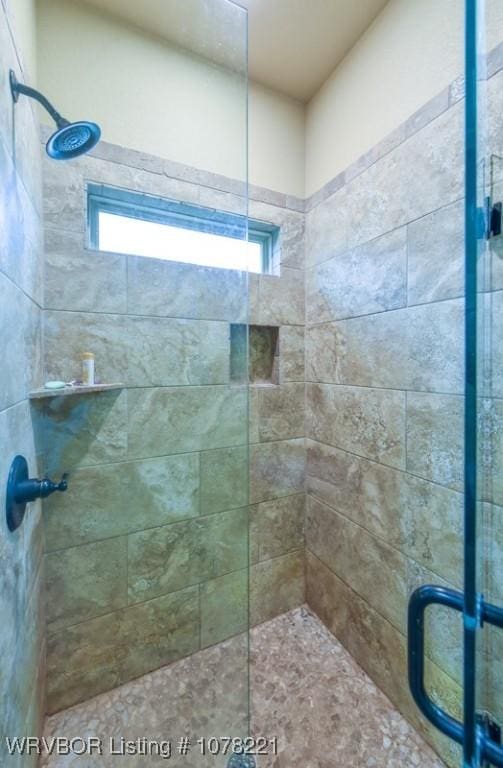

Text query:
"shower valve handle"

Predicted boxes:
[[5, 456, 69, 532], [16, 473, 68, 503]]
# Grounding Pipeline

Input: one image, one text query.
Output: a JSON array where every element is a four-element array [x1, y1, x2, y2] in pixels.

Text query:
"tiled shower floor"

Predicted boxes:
[[41, 608, 444, 768]]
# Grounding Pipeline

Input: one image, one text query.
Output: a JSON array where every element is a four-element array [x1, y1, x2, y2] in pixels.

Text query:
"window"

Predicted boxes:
[[88, 183, 278, 274]]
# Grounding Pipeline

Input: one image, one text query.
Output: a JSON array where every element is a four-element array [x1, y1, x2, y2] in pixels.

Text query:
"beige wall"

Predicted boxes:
[[36, 0, 305, 197], [34, 0, 503, 199], [249, 81, 305, 197], [5, 0, 38, 81], [305, 0, 503, 196]]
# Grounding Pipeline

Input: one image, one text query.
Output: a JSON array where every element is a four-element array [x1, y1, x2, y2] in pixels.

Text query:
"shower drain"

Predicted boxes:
[[226, 754, 256, 768]]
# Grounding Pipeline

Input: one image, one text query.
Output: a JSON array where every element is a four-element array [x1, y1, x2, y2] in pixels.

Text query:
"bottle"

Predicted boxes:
[[81, 352, 95, 385]]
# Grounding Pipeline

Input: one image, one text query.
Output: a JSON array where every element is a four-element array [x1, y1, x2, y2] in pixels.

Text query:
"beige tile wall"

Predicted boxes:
[[36, 42, 503, 752], [38, 142, 306, 714], [0, 2, 45, 760], [304, 57, 503, 768]]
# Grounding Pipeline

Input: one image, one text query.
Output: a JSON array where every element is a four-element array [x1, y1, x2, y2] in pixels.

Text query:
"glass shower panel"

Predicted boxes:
[[475, 0, 503, 761], [34, 0, 250, 765]]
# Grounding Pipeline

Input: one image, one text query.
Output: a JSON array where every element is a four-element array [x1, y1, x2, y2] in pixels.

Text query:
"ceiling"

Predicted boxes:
[[80, 0, 389, 102]]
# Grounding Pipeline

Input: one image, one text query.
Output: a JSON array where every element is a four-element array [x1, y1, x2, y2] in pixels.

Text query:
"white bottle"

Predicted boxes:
[[81, 352, 95, 385]]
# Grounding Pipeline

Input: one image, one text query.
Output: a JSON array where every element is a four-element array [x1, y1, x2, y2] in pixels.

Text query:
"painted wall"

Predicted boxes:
[[249, 81, 305, 197], [35, 0, 305, 198], [4, 0, 38, 81], [305, 0, 503, 196], [0, 0, 45, 758]]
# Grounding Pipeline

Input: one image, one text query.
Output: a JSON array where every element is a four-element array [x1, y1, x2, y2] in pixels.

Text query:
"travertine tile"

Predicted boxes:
[[82, 152, 202, 209], [127, 509, 248, 604], [250, 438, 305, 503], [126, 316, 230, 387], [249, 493, 304, 564], [46, 586, 200, 713], [306, 383, 406, 469], [251, 382, 304, 443], [42, 156, 85, 234], [406, 392, 464, 491], [489, 290, 503, 399], [200, 570, 247, 648], [252, 268, 304, 326], [0, 401, 43, 732], [0, 8, 44, 750], [43, 310, 128, 384], [305, 184, 349, 267], [407, 200, 464, 305], [306, 227, 407, 323], [344, 101, 463, 251], [127, 255, 248, 322], [4, 570, 45, 767], [45, 537, 128, 631], [0, 273, 25, 409], [306, 440, 463, 586], [36, 389, 128, 474], [44, 233, 127, 314], [403, 88, 449, 139], [306, 299, 464, 394], [200, 445, 248, 515], [0, 139, 43, 305], [487, 398, 503, 507], [486, 230, 503, 293], [127, 386, 247, 459], [306, 556, 461, 767], [306, 496, 408, 632], [43, 453, 200, 550], [279, 325, 304, 382], [250, 551, 304, 625]]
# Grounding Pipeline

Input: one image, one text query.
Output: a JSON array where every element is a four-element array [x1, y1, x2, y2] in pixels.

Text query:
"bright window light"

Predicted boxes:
[[88, 184, 278, 275], [98, 211, 263, 273]]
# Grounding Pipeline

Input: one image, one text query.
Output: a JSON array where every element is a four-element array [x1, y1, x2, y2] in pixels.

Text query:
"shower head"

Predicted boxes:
[[9, 70, 101, 160], [46, 120, 101, 160]]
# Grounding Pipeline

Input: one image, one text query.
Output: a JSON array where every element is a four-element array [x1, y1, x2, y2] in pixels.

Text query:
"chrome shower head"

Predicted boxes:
[[9, 70, 101, 161], [46, 120, 101, 160]]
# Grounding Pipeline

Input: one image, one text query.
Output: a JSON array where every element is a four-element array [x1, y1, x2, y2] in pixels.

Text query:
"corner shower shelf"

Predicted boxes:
[[28, 383, 124, 400]]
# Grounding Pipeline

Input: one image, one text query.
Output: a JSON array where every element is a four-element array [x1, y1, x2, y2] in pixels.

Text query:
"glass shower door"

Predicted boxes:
[[33, 1, 251, 766], [474, 0, 503, 764], [408, 2, 503, 765]]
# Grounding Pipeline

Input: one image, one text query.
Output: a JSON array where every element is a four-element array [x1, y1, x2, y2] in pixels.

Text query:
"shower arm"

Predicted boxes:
[[9, 70, 69, 128]]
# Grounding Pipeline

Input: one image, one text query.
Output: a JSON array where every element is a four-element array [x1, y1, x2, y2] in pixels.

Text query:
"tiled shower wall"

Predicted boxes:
[[0, 1, 45, 759], [304, 45, 503, 766], [35, 39, 503, 758], [37, 137, 306, 714]]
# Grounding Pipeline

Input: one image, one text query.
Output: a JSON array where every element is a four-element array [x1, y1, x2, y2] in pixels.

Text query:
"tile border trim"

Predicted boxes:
[[304, 38, 503, 212], [39, 39, 503, 216]]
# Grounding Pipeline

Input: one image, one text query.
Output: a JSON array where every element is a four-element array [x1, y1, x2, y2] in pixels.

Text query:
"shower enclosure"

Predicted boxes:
[[1, 0, 502, 766]]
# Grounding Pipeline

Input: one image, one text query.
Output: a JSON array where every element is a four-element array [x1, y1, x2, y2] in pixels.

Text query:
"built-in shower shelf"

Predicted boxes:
[[28, 383, 124, 400]]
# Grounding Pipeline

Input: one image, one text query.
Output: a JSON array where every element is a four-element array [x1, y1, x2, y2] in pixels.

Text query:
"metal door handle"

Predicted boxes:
[[408, 585, 464, 744], [408, 585, 503, 766]]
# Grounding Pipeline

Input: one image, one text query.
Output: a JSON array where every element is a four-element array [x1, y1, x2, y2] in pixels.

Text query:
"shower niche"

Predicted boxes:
[[230, 324, 279, 386]]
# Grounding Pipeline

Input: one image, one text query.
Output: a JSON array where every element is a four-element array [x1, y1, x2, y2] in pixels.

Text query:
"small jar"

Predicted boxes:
[[81, 352, 95, 385]]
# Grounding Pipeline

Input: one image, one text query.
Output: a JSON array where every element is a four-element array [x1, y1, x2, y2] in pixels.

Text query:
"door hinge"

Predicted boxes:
[[484, 196, 502, 239]]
